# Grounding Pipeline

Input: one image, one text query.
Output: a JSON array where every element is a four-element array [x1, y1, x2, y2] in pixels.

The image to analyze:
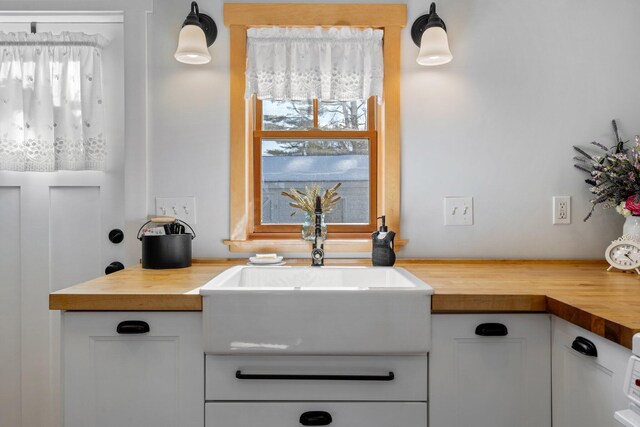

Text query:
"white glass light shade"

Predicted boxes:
[[174, 24, 211, 64], [416, 26, 452, 66]]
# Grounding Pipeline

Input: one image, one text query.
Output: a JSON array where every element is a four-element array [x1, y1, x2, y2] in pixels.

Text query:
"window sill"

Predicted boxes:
[[224, 238, 407, 254]]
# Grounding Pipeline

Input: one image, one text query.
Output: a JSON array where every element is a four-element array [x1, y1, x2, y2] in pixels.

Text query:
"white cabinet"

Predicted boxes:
[[62, 312, 203, 427], [552, 316, 631, 427], [429, 313, 551, 427]]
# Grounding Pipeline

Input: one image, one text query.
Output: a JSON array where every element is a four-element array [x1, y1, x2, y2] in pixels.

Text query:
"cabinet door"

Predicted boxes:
[[429, 314, 551, 427], [63, 312, 203, 427], [552, 316, 630, 427]]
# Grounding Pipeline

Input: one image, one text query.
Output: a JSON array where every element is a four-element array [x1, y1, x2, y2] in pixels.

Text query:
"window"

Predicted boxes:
[[254, 98, 377, 235], [224, 3, 405, 252]]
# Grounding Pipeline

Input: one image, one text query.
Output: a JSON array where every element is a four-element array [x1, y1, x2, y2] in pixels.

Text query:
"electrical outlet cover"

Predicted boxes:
[[553, 196, 570, 225]]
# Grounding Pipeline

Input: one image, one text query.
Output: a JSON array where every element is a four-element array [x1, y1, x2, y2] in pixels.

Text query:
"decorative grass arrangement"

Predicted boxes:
[[281, 183, 342, 217]]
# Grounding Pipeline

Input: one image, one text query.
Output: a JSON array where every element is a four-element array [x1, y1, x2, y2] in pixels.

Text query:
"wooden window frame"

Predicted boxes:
[[253, 97, 378, 236], [224, 3, 406, 253]]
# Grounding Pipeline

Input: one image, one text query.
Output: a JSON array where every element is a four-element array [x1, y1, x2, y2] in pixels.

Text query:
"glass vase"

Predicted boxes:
[[301, 212, 327, 241], [623, 215, 640, 241]]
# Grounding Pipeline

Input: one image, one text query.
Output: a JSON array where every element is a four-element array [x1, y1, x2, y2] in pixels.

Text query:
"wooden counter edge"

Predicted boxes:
[[546, 297, 636, 349], [432, 294, 547, 313], [49, 294, 202, 311]]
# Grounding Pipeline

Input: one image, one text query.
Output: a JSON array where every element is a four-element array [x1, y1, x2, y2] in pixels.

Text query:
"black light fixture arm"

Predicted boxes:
[[181, 1, 218, 47], [411, 2, 447, 47]]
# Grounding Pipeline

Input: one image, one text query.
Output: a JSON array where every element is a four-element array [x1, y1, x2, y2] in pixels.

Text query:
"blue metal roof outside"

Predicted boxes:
[[262, 155, 369, 182]]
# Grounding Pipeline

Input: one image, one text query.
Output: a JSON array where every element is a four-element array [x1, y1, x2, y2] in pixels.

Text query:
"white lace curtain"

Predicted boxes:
[[0, 32, 108, 171], [245, 27, 383, 102]]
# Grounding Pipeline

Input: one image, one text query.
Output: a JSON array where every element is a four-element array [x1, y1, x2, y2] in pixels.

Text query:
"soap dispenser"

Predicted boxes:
[[372, 215, 396, 266]]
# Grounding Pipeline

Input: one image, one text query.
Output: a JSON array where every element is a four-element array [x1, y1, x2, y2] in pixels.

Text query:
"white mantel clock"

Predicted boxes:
[[605, 236, 640, 274]]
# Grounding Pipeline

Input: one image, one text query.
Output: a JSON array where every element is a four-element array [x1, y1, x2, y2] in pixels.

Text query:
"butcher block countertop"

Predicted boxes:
[[49, 259, 640, 349]]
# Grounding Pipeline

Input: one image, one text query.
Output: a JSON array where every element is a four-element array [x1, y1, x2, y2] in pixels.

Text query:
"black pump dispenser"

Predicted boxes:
[[372, 215, 396, 266], [378, 216, 388, 233]]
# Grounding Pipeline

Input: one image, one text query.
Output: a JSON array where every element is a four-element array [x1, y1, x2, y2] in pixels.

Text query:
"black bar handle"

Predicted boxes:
[[475, 323, 508, 336], [235, 370, 394, 381], [116, 320, 150, 334], [300, 411, 332, 426], [571, 336, 598, 357]]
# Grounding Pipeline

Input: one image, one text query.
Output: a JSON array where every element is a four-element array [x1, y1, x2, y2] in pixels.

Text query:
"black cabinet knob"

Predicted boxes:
[[108, 229, 124, 244], [105, 261, 124, 275]]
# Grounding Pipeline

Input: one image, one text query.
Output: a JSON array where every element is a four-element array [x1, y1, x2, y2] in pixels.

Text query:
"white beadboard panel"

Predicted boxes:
[[50, 186, 102, 291], [0, 186, 22, 427], [19, 183, 53, 427]]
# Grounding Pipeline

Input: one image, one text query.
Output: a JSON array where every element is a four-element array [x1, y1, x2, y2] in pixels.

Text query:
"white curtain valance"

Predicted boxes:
[[0, 32, 108, 172], [245, 27, 383, 102]]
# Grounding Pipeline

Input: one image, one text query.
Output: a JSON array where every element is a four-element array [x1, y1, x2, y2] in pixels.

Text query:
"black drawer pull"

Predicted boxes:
[[475, 323, 508, 336], [300, 411, 332, 426], [571, 336, 598, 357], [235, 370, 394, 381], [116, 320, 150, 334]]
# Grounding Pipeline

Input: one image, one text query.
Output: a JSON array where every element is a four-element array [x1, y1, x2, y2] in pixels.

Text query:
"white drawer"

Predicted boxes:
[[205, 355, 427, 402], [205, 402, 427, 427]]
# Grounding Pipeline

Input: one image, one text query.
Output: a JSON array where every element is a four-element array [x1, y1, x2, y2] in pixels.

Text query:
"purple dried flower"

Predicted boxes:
[[574, 120, 639, 220]]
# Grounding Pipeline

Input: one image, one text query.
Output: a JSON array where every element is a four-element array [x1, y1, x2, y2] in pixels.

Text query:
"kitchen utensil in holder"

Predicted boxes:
[[137, 218, 196, 269]]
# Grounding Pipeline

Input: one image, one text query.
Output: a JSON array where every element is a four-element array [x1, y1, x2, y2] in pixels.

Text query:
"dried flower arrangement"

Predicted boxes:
[[574, 120, 640, 220], [281, 183, 342, 217]]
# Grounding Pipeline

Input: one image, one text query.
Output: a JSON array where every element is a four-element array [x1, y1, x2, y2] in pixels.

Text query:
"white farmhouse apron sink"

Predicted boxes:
[[200, 266, 433, 355]]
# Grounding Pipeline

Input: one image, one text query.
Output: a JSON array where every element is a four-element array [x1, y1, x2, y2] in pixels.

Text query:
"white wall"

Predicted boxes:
[[148, 0, 640, 259]]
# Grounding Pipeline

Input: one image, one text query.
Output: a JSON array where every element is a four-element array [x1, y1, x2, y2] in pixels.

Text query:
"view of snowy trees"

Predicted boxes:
[[262, 99, 370, 156]]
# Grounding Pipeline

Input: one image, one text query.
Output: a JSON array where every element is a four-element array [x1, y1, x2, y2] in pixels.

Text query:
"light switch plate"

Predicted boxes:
[[155, 197, 197, 225], [444, 197, 473, 226]]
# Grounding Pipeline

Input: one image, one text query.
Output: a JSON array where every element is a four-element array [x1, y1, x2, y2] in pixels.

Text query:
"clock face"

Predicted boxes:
[[605, 241, 640, 270]]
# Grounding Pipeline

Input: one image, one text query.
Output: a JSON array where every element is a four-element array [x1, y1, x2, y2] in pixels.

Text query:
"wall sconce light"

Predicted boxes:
[[411, 2, 453, 66], [174, 1, 217, 64]]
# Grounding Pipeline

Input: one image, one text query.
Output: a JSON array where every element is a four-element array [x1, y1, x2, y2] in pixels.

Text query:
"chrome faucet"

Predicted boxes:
[[311, 196, 325, 266]]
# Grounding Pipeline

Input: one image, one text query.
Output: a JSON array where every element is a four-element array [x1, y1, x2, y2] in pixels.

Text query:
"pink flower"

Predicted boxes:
[[625, 195, 640, 215]]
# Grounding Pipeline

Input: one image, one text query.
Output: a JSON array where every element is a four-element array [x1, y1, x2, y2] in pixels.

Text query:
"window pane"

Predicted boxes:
[[262, 100, 313, 130], [261, 139, 370, 224], [318, 100, 368, 130]]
